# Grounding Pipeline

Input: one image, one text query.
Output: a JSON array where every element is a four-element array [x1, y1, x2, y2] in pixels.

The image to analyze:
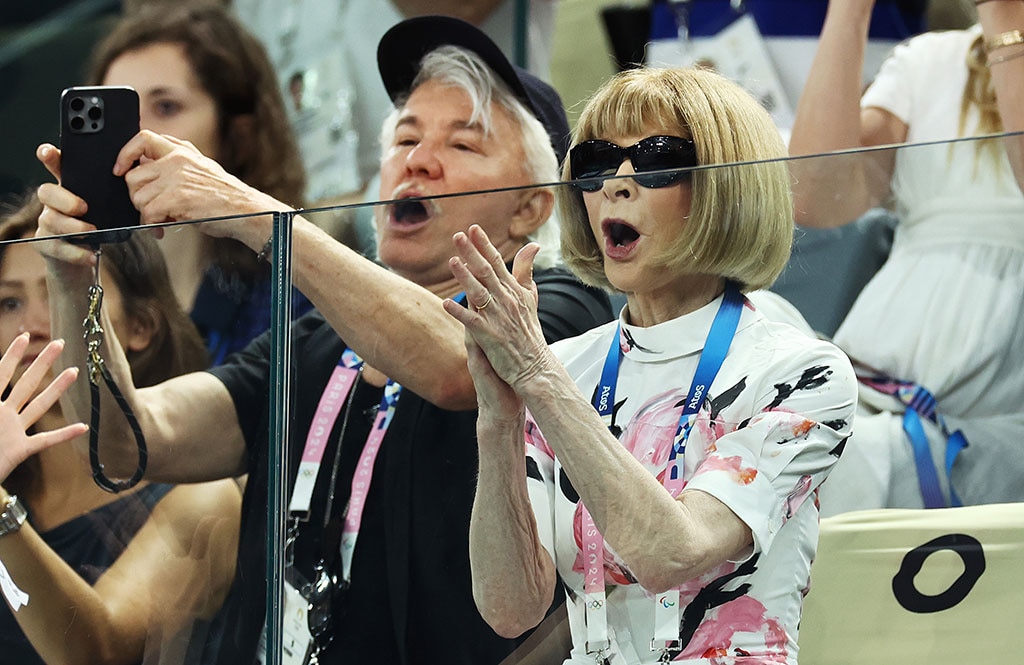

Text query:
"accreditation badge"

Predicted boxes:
[[255, 572, 314, 665]]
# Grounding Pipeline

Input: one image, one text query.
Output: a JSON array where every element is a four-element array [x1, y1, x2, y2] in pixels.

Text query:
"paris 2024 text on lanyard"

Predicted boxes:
[[270, 294, 466, 664]]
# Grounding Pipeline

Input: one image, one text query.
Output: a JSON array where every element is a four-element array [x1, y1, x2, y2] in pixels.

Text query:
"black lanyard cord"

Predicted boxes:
[[84, 253, 148, 493]]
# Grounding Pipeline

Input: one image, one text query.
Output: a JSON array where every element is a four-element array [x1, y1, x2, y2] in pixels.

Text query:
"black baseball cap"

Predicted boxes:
[[377, 15, 571, 165]]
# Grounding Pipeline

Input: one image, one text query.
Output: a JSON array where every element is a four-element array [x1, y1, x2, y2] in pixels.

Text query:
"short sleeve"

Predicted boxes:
[[861, 36, 919, 124], [207, 308, 328, 449], [860, 29, 977, 129], [685, 342, 857, 556]]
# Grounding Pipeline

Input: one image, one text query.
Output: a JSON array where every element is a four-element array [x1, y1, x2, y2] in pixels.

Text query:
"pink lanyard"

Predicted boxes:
[[287, 350, 364, 517], [580, 503, 680, 660], [305, 291, 462, 582], [339, 378, 402, 583], [285, 348, 402, 586]]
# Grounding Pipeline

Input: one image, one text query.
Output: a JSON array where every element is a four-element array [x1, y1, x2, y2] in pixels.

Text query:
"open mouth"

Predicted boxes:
[[391, 197, 431, 225], [606, 221, 640, 247]]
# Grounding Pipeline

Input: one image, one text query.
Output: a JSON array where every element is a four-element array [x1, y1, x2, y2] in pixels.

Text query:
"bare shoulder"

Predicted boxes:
[[161, 479, 241, 514], [148, 480, 242, 551]]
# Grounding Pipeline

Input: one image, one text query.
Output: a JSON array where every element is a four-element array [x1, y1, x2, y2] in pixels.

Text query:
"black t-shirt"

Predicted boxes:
[[207, 267, 611, 665]]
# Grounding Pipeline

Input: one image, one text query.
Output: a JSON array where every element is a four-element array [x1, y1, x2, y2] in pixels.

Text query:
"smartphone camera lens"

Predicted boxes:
[[64, 90, 108, 135]]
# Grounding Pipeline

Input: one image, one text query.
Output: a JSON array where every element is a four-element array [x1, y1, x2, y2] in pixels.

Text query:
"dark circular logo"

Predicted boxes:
[[891, 533, 985, 614]]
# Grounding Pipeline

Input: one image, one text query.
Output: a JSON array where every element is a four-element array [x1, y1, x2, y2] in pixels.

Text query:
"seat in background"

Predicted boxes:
[[799, 502, 1024, 663], [770, 209, 896, 338]]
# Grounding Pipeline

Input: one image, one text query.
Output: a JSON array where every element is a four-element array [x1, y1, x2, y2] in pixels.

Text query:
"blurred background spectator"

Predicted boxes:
[[0, 0, 968, 210]]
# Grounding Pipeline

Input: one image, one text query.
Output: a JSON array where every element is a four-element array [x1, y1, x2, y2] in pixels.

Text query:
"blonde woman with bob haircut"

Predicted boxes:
[[560, 67, 793, 294], [443, 66, 857, 664]]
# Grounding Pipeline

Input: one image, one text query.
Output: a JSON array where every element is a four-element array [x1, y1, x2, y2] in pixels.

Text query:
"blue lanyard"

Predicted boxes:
[[593, 284, 745, 478], [581, 283, 745, 658]]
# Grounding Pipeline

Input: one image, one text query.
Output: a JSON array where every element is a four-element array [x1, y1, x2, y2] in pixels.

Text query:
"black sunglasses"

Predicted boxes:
[[569, 136, 698, 192]]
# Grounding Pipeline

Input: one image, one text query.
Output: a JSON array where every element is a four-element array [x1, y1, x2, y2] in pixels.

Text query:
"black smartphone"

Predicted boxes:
[[59, 86, 140, 244]]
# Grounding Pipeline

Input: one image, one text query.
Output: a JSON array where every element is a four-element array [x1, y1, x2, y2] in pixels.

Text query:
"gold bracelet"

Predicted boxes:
[[989, 47, 1024, 65], [986, 29, 1024, 52]]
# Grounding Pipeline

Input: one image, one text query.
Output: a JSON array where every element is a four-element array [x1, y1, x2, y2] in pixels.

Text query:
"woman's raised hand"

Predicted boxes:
[[0, 334, 87, 482], [443, 225, 552, 396]]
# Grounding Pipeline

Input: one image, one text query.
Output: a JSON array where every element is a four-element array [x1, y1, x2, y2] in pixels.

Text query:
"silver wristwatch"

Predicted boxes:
[[0, 495, 27, 537]]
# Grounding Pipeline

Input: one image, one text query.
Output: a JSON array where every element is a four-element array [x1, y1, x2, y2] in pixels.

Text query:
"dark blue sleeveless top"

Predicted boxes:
[[0, 483, 173, 664]]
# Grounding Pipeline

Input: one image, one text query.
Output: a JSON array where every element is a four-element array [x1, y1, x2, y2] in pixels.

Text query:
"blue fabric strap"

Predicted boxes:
[[666, 285, 744, 479], [859, 375, 968, 509], [901, 408, 945, 509], [945, 430, 967, 507]]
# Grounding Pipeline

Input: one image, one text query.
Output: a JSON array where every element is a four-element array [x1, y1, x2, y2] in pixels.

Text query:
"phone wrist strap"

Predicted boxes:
[[84, 249, 148, 493]]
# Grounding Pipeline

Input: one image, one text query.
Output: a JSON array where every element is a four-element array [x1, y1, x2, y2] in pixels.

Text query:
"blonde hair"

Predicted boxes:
[[960, 34, 1003, 167], [558, 67, 793, 292]]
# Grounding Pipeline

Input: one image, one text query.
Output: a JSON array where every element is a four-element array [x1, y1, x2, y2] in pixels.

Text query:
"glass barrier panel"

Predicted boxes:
[[278, 133, 1024, 662], [0, 212, 295, 665], [6, 131, 1022, 664], [785, 132, 1024, 336]]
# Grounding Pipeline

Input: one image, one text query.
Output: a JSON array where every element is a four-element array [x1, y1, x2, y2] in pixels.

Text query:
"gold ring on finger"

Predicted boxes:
[[474, 291, 494, 311]]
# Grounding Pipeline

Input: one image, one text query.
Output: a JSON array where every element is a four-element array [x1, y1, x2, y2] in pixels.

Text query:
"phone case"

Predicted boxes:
[[59, 86, 140, 241]]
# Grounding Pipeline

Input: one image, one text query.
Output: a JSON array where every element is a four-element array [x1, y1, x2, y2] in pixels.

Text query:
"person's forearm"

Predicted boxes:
[[289, 219, 475, 409], [42, 257, 93, 423], [44, 260, 246, 483], [978, 1, 1024, 188], [0, 481, 241, 665], [41, 257, 154, 482], [0, 490, 143, 665], [470, 412, 556, 637], [789, 0, 876, 227], [514, 360, 736, 593], [183, 209, 474, 408], [790, 1, 873, 156], [92, 481, 242, 638], [44, 259, 163, 480]]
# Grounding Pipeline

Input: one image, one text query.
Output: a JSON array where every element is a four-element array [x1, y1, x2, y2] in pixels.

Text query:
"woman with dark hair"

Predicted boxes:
[[0, 197, 241, 665], [81, 1, 310, 363]]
